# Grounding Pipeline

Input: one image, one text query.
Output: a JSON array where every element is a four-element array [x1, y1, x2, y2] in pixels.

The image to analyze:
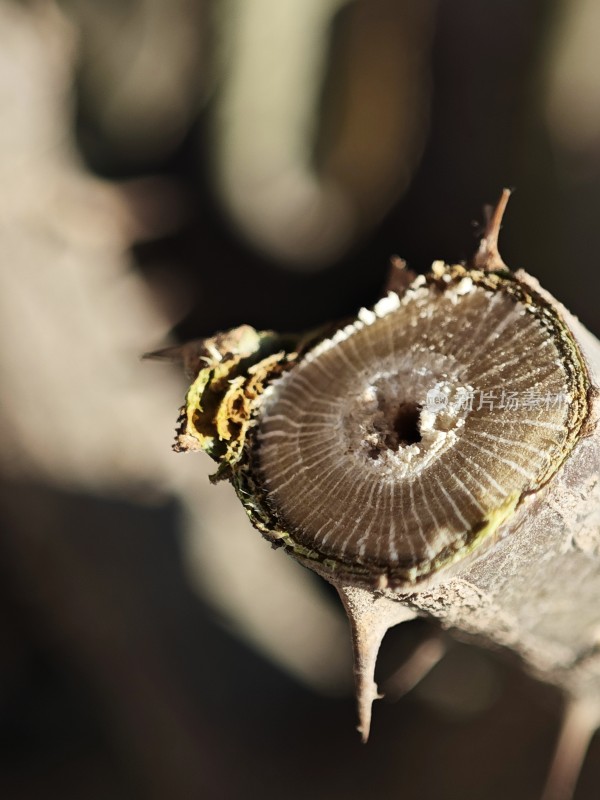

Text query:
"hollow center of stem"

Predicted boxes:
[[392, 403, 422, 446], [347, 368, 471, 473], [366, 383, 424, 458], [370, 402, 423, 455]]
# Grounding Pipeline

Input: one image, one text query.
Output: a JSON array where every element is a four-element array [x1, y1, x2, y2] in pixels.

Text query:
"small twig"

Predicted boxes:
[[473, 187, 512, 271]]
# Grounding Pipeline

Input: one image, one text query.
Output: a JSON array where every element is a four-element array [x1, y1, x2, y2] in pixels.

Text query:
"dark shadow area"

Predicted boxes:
[[0, 479, 590, 799]]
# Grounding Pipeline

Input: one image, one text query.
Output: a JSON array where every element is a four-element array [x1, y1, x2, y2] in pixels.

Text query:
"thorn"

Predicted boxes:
[[142, 340, 209, 379], [473, 188, 512, 272], [337, 584, 416, 742], [142, 344, 184, 362]]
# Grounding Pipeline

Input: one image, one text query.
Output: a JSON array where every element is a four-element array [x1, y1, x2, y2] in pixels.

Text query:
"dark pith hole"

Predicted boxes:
[[391, 403, 422, 446], [368, 401, 423, 457]]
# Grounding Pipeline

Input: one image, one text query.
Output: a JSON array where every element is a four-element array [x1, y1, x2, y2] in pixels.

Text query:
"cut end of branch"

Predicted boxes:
[[473, 188, 512, 272]]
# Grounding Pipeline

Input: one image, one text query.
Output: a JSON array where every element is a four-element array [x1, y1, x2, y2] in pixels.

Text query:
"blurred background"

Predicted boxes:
[[1, 0, 600, 797]]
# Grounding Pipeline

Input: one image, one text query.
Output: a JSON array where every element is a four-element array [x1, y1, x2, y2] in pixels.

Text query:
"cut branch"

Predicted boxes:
[[171, 194, 600, 791]]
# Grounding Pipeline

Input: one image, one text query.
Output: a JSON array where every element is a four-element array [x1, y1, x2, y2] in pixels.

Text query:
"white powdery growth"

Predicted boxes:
[[302, 279, 426, 364]]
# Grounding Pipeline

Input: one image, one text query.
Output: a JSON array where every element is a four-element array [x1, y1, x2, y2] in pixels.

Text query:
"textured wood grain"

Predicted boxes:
[[256, 265, 587, 586]]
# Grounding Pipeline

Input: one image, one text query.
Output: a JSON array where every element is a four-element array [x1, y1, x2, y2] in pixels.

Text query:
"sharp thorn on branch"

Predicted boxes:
[[473, 187, 512, 272]]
